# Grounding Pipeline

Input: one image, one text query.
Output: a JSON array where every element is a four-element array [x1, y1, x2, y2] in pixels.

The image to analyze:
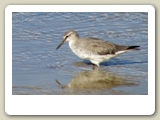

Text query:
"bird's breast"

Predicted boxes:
[[69, 41, 93, 60]]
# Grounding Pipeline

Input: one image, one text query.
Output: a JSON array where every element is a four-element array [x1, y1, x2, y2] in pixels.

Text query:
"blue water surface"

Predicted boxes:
[[12, 12, 148, 95]]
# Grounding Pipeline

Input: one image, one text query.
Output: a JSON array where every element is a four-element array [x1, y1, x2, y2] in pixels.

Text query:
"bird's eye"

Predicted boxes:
[[65, 35, 70, 39], [64, 35, 68, 39]]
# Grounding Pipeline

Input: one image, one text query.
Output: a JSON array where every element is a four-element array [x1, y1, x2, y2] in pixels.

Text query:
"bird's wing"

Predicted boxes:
[[81, 38, 117, 55]]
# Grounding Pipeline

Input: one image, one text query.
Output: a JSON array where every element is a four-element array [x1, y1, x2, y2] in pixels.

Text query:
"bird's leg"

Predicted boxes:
[[97, 65, 101, 71], [98, 65, 101, 70], [92, 64, 95, 70]]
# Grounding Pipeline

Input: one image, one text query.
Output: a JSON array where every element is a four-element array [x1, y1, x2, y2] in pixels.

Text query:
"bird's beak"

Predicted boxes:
[[56, 37, 67, 50]]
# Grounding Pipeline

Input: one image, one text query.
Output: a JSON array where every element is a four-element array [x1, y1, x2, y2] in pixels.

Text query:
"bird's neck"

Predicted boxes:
[[69, 39, 79, 50]]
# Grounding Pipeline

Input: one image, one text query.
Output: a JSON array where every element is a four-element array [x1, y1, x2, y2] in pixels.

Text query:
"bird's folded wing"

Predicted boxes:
[[83, 38, 117, 55]]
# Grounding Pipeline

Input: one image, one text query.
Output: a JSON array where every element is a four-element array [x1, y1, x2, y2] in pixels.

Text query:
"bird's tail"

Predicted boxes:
[[127, 46, 140, 50], [115, 45, 140, 52]]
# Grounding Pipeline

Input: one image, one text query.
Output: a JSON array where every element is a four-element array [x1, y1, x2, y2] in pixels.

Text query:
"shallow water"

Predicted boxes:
[[12, 12, 148, 95]]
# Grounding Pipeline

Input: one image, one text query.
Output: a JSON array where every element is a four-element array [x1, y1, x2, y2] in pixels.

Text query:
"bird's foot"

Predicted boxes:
[[92, 64, 95, 70]]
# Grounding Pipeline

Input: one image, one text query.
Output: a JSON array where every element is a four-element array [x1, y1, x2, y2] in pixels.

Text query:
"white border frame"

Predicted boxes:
[[5, 5, 155, 115]]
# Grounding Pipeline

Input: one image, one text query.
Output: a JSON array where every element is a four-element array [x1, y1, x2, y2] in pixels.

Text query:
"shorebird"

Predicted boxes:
[[56, 30, 140, 70]]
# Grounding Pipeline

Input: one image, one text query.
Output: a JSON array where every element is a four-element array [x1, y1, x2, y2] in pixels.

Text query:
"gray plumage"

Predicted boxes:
[[56, 30, 140, 69]]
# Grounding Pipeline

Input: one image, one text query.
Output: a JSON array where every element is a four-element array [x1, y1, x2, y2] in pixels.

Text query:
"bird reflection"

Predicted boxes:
[[56, 70, 137, 90]]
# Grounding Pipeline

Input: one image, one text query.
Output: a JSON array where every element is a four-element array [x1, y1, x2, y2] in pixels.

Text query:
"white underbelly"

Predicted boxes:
[[71, 48, 118, 62], [69, 41, 126, 65]]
